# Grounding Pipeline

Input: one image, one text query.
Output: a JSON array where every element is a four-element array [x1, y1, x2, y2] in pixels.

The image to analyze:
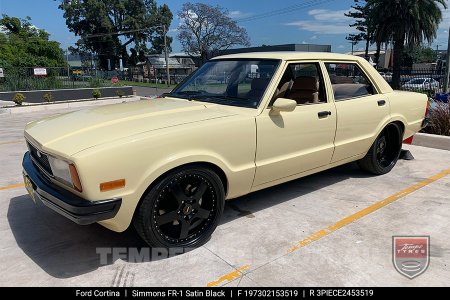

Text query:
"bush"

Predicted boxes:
[[426, 101, 450, 136], [89, 78, 103, 88], [12, 93, 26, 106], [42, 92, 53, 103], [115, 89, 125, 98], [2, 74, 63, 92], [92, 89, 101, 99]]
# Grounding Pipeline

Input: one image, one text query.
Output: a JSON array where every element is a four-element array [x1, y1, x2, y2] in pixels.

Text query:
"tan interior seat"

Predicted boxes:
[[287, 76, 319, 105], [330, 75, 354, 84], [332, 83, 370, 100]]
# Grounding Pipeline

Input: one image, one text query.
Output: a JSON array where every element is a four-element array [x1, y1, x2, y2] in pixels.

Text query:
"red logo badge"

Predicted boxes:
[[393, 236, 430, 279]]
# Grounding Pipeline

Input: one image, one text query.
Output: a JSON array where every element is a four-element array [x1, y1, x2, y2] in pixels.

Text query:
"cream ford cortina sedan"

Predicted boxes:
[[22, 52, 428, 248]]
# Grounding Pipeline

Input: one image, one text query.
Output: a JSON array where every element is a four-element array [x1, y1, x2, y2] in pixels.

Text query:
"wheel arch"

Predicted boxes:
[[132, 161, 229, 220], [389, 114, 410, 139], [143, 161, 228, 198], [376, 120, 404, 144], [390, 120, 405, 136], [357, 120, 404, 175]]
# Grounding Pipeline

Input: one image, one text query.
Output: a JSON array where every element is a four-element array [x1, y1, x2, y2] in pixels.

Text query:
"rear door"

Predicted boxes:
[[324, 62, 391, 163]]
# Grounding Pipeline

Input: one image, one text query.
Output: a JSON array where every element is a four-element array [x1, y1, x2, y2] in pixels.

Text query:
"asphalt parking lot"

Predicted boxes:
[[0, 104, 449, 287]]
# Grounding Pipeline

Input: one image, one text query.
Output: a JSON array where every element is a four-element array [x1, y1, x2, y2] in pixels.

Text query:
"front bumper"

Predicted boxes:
[[22, 152, 122, 225]]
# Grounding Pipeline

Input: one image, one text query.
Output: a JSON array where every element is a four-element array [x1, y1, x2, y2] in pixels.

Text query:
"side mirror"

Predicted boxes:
[[271, 98, 297, 113]]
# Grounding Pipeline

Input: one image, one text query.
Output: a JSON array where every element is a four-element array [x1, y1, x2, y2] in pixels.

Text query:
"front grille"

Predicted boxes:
[[27, 142, 53, 175]]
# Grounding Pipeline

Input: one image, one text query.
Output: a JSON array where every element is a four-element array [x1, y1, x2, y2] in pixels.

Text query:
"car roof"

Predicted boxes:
[[212, 51, 367, 62]]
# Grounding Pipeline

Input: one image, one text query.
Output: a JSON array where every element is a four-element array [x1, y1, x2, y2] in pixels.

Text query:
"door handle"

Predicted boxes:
[[318, 111, 332, 118], [378, 100, 386, 106]]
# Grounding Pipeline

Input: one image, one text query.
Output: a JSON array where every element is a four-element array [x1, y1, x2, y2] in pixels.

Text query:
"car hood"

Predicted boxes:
[[25, 98, 237, 156]]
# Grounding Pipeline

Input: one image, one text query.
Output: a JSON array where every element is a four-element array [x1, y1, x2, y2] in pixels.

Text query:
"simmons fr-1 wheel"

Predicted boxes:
[[358, 123, 403, 175], [133, 166, 225, 248]]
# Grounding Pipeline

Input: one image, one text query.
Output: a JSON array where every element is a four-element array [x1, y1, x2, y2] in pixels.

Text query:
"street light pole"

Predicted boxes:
[[443, 27, 450, 93], [350, 41, 356, 55], [66, 47, 70, 79], [163, 24, 170, 87]]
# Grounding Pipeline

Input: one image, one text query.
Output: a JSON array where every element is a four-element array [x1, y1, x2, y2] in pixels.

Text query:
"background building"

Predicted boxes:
[[131, 54, 196, 84]]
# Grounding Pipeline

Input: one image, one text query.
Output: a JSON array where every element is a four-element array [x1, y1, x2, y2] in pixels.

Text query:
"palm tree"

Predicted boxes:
[[367, 0, 447, 89]]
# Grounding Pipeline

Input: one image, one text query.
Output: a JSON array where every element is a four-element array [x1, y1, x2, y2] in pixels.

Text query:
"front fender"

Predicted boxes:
[[75, 115, 256, 232]]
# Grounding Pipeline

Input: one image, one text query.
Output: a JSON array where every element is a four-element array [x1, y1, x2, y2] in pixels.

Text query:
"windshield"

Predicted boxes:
[[408, 79, 426, 84], [170, 59, 280, 108]]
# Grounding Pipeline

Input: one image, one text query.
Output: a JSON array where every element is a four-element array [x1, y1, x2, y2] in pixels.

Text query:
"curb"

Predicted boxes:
[[0, 96, 142, 115], [409, 133, 450, 151]]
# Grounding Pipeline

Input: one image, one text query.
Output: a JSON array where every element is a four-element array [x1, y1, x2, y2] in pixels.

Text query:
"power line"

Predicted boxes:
[[84, 25, 166, 39], [235, 0, 338, 23]]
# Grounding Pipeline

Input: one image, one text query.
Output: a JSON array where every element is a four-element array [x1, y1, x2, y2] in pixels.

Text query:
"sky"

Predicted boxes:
[[1, 0, 449, 54]]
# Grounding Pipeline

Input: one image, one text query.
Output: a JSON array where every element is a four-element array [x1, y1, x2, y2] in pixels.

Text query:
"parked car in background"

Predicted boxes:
[[402, 77, 440, 91], [378, 71, 393, 82], [22, 53, 428, 248]]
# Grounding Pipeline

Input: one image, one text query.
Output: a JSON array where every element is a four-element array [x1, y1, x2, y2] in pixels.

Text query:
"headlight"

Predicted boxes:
[[48, 156, 82, 192], [48, 156, 72, 184]]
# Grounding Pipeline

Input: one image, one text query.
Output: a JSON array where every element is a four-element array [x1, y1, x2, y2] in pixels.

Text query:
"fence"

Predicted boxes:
[[380, 68, 446, 95], [126, 67, 190, 85], [0, 67, 124, 92], [2, 66, 445, 95]]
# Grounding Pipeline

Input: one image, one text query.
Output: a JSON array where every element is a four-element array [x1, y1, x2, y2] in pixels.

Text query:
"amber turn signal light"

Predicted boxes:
[[100, 179, 126, 192], [69, 164, 83, 192], [425, 100, 430, 116]]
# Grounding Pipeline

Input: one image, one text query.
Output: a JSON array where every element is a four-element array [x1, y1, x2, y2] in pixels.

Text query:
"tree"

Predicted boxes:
[[147, 3, 173, 54], [0, 15, 65, 69], [177, 2, 250, 64], [413, 47, 438, 64], [58, 0, 173, 69], [367, 0, 447, 89], [345, 0, 371, 58]]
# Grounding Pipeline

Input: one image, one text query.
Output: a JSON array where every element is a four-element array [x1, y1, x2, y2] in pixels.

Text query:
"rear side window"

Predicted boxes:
[[325, 63, 376, 101]]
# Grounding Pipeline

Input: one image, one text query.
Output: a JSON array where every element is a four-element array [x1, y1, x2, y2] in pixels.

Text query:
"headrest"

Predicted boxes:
[[292, 76, 319, 91]]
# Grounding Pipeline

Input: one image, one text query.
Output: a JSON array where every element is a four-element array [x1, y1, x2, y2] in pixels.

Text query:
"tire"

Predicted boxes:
[[357, 123, 403, 175], [133, 166, 225, 248]]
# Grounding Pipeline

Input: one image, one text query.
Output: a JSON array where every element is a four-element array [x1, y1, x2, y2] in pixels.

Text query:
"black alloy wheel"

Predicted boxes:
[[358, 123, 402, 175], [134, 167, 224, 248]]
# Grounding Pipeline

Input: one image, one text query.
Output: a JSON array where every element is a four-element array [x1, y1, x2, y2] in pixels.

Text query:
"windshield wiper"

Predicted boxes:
[[173, 91, 204, 95], [208, 95, 251, 101], [192, 95, 256, 108], [166, 91, 206, 101]]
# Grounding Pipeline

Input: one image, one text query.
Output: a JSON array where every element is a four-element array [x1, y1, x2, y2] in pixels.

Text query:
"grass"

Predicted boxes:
[[120, 80, 177, 89]]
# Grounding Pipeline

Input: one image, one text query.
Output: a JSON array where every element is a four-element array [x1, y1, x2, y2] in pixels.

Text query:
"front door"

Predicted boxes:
[[253, 62, 337, 187]]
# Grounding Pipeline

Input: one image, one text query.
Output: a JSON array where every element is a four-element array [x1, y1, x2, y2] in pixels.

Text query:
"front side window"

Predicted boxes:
[[170, 59, 280, 108], [273, 63, 327, 105], [325, 63, 376, 101]]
